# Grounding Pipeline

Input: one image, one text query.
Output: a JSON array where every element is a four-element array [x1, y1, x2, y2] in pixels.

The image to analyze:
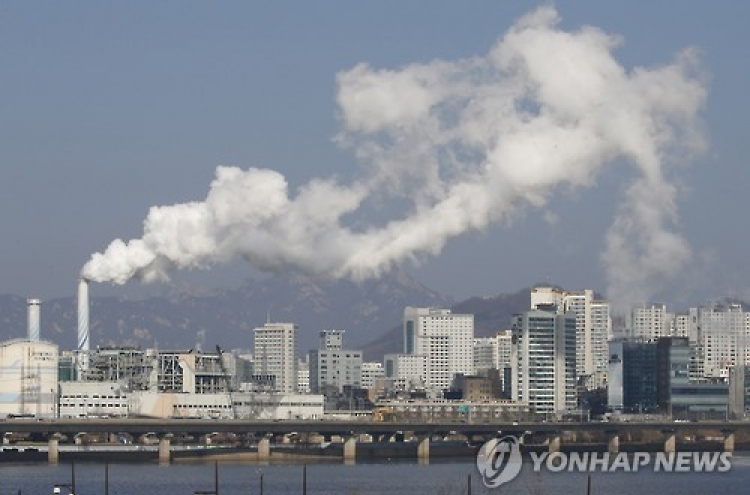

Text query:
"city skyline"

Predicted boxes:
[[2, 3, 749, 311]]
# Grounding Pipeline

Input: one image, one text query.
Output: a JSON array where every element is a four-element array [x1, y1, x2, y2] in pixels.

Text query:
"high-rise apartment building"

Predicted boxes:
[[629, 303, 673, 340], [403, 307, 474, 395], [253, 322, 298, 393], [511, 308, 577, 414], [695, 304, 748, 379], [531, 288, 611, 389], [473, 336, 498, 374]]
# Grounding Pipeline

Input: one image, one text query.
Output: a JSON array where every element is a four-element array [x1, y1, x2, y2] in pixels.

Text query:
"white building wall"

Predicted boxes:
[[361, 362, 385, 389], [700, 304, 746, 379], [590, 300, 612, 388], [59, 381, 129, 418], [496, 330, 513, 369], [253, 323, 298, 393], [473, 336, 498, 373], [630, 303, 673, 340], [530, 287, 565, 312], [384, 353, 426, 390], [404, 307, 474, 395], [0, 340, 58, 418]]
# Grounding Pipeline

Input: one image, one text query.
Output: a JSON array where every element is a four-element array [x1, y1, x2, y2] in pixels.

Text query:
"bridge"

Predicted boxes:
[[1, 418, 746, 463]]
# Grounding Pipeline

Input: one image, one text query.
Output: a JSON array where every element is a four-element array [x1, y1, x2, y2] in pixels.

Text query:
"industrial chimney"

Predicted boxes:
[[27, 298, 41, 341], [77, 278, 90, 370]]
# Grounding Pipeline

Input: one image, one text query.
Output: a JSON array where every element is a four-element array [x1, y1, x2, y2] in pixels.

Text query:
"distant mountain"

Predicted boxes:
[[360, 288, 531, 360], [0, 270, 452, 354]]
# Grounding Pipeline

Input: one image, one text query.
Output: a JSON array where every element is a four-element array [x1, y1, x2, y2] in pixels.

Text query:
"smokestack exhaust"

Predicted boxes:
[[77, 278, 90, 370], [27, 298, 41, 341]]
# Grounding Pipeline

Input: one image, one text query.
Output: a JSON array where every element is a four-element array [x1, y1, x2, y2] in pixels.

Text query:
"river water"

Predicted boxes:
[[1, 456, 749, 495]]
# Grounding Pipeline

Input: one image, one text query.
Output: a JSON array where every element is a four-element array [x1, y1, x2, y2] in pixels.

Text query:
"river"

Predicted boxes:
[[1, 456, 749, 495]]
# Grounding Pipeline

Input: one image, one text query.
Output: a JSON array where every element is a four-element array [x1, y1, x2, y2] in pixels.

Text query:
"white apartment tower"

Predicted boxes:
[[496, 329, 513, 370], [253, 322, 298, 393], [531, 288, 612, 389], [698, 304, 748, 379], [511, 309, 577, 414], [589, 300, 612, 387], [473, 336, 499, 374], [404, 306, 474, 394], [629, 303, 674, 340]]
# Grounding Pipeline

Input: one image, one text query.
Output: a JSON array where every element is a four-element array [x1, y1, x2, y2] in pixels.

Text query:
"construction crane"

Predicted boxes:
[[216, 345, 238, 420]]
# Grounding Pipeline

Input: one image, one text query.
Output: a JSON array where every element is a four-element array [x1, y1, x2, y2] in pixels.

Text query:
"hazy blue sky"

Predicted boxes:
[[1, 2, 748, 308]]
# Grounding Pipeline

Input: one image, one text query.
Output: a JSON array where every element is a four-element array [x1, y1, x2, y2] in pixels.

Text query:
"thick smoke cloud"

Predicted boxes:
[[82, 7, 706, 308]]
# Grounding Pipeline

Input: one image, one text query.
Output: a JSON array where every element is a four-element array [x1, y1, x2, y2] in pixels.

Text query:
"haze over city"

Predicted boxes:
[[2, 2, 749, 312]]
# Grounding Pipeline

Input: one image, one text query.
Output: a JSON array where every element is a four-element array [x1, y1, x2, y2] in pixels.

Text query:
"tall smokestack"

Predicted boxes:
[[77, 278, 90, 366], [27, 298, 41, 341]]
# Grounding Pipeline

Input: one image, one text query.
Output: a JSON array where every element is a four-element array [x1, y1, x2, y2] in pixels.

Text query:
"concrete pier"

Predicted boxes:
[[607, 432, 620, 454], [548, 435, 561, 454], [724, 432, 735, 453], [258, 437, 271, 461], [664, 432, 676, 454], [417, 435, 430, 463], [343, 436, 357, 463], [158, 434, 172, 464], [48, 436, 59, 464]]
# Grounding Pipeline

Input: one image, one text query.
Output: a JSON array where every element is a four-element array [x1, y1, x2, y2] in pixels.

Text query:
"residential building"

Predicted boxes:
[[630, 303, 673, 340], [403, 306, 474, 395], [531, 288, 612, 389], [473, 336, 498, 374], [511, 308, 577, 415], [253, 322, 298, 393]]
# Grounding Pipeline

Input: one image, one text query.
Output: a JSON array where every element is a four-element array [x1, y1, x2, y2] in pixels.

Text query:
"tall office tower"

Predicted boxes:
[[473, 336, 499, 374], [308, 330, 362, 394], [253, 322, 298, 393], [629, 303, 674, 340], [607, 339, 658, 413], [404, 307, 474, 395], [532, 288, 612, 389], [511, 308, 577, 414]]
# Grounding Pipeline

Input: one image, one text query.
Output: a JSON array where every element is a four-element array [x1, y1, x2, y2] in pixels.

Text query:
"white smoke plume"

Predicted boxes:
[[82, 7, 706, 307]]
